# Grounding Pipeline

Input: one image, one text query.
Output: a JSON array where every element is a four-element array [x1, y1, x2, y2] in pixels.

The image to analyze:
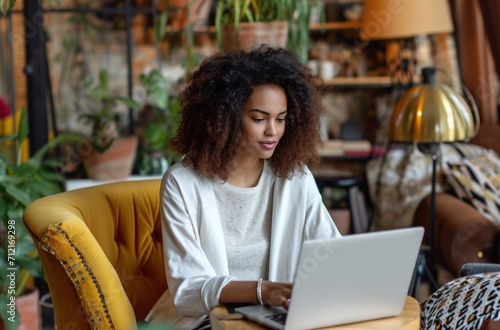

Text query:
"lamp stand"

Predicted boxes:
[[408, 143, 441, 300]]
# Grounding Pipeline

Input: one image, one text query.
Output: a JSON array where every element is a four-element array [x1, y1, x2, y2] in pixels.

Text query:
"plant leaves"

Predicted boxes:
[[146, 122, 168, 151], [140, 69, 169, 109], [99, 69, 109, 98], [3, 185, 32, 207], [14, 237, 44, 279], [154, 10, 168, 43], [116, 96, 140, 110], [0, 134, 16, 144], [30, 132, 85, 164]]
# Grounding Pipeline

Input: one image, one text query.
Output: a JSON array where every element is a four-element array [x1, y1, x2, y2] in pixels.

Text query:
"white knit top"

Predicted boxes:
[[212, 162, 274, 281]]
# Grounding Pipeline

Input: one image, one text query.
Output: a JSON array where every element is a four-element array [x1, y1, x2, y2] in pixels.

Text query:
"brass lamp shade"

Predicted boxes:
[[390, 84, 479, 143]]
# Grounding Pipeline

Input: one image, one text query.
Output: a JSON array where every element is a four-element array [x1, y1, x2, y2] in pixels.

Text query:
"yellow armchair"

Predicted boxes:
[[23, 180, 167, 330]]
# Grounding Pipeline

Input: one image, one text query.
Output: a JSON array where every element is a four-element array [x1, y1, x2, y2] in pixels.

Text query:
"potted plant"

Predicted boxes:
[[214, 0, 322, 61], [135, 69, 180, 175], [77, 69, 140, 180], [0, 107, 84, 330]]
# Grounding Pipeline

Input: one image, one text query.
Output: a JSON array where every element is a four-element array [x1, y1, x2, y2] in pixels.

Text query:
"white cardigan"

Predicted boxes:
[[157, 161, 341, 321]]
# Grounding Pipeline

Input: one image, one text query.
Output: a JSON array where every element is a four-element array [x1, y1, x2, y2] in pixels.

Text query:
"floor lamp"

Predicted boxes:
[[361, 0, 454, 87], [389, 67, 479, 298]]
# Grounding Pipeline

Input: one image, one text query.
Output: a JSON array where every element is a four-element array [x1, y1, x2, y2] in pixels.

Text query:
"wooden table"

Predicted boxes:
[[210, 296, 420, 330]]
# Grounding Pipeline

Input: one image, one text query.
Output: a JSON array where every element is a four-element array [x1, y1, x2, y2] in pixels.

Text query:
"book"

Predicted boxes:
[[319, 139, 375, 157]]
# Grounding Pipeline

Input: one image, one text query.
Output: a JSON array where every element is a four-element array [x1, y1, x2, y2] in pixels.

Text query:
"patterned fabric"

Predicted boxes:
[[365, 143, 462, 230], [444, 145, 500, 225], [420, 272, 500, 329], [366, 142, 500, 230]]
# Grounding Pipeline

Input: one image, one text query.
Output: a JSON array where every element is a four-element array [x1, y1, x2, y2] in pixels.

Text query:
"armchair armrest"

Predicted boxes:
[[413, 193, 500, 276], [459, 263, 500, 277], [24, 203, 136, 330]]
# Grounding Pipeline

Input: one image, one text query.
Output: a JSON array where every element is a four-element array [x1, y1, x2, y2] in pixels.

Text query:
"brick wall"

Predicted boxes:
[[0, 0, 26, 127]]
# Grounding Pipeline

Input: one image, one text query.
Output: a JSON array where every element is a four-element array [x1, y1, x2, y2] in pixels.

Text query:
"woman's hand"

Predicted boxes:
[[219, 280, 293, 309], [262, 281, 293, 310]]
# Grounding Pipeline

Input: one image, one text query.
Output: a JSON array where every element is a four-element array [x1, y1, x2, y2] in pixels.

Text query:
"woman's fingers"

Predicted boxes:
[[262, 281, 293, 309]]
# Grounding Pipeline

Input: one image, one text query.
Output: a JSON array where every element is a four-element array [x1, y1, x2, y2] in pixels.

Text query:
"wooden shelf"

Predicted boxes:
[[320, 76, 396, 88], [192, 25, 216, 33], [318, 139, 386, 160], [173, 21, 362, 34], [308, 21, 362, 31]]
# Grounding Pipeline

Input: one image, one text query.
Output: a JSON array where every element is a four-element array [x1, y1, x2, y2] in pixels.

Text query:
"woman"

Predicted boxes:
[[148, 46, 341, 329]]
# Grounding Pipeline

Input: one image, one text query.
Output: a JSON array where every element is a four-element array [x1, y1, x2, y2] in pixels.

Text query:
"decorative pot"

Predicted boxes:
[[82, 136, 138, 181], [0, 288, 39, 330], [156, 0, 191, 30], [222, 21, 289, 52]]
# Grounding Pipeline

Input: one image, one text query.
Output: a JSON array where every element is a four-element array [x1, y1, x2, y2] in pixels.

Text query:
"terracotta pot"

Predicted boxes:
[[83, 136, 138, 181], [222, 21, 289, 52], [154, 0, 190, 29], [1, 288, 40, 330], [156, 0, 189, 10]]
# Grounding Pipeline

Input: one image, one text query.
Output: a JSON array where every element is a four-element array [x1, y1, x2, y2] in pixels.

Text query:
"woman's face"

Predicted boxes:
[[237, 84, 287, 160]]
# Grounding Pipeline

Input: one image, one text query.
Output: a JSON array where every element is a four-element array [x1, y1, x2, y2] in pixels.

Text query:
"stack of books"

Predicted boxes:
[[319, 139, 387, 157]]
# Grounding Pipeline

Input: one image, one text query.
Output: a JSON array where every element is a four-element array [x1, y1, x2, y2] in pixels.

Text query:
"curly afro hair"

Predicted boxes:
[[171, 45, 324, 180]]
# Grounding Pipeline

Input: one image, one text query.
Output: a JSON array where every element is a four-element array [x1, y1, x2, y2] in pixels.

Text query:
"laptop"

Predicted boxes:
[[235, 227, 424, 330]]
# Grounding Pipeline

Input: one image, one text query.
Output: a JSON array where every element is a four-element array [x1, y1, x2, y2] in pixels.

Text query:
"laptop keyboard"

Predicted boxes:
[[266, 313, 287, 324]]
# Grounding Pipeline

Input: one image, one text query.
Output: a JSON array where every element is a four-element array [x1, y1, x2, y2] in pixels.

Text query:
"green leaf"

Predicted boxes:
[[14, 237, 44, 279], [6, 206, 23, 225], [146, 122, 168, 151], [154, 11, 168, 43], [18, 256, 45, 280], [0, 239, 10, 278], [15, 106, 29, 166], [30, 132, 85, 164], [16, 106, 28, 148], [116, 97, 140, 110], [98, 69, 109, 97], [0, 149, 14, 167], [215, 1, 224, 49], [141, 69, 168, 109], [0, 134, 16, 144], [0, 196, 7, 221], [29, 179, 63, 196], [4, 185, 32, 207]]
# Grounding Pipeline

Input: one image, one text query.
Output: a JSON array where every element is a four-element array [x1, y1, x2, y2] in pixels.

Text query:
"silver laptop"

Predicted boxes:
[[235, 227, 424, 330]]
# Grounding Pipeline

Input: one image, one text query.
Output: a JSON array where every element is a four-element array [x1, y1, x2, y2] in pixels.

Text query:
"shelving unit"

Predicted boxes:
[[4, 1, 158, 156]]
